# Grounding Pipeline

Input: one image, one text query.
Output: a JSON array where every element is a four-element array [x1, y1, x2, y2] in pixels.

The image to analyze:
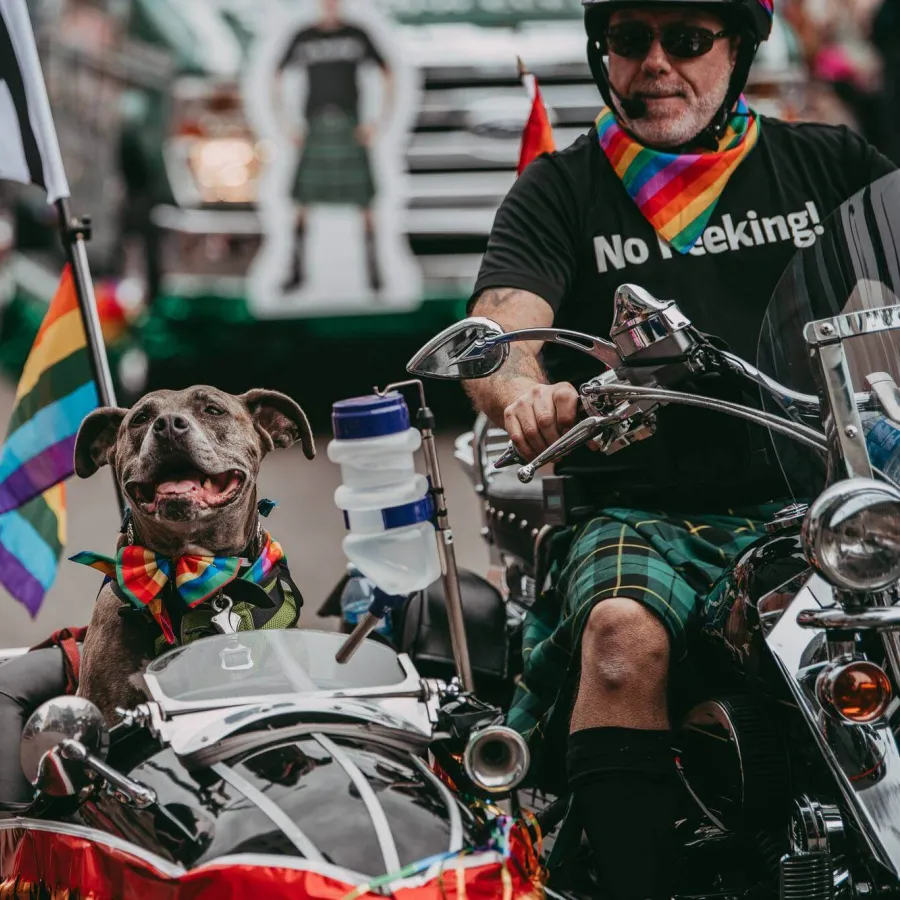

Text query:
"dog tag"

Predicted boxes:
[[211, 595, 241, 635]]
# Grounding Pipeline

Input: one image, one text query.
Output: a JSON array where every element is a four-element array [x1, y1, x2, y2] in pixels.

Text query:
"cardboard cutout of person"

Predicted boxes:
[[244, 0, 422, 317], [276, 0, 392, 293]]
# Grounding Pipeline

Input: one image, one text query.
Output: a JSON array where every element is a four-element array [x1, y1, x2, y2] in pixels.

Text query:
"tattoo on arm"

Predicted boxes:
[[462, 287, 552, 425]]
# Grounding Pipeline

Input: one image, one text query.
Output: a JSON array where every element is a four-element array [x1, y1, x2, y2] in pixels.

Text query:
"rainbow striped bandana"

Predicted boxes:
[[71, 531, 285, 645], [595, 95, 760, 253]]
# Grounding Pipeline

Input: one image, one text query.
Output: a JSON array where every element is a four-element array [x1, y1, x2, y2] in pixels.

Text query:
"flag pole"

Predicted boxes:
[[55, 197, 126, 517]]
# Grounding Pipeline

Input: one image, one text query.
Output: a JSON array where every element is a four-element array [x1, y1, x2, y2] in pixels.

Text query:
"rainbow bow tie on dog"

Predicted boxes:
[[71, 532, 285, 644], [595, 95, 761, 253]]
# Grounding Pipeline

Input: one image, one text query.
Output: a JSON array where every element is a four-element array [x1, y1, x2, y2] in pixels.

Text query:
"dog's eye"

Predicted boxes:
[[204, 405, 224, 416], [131, 410, 150, 426]]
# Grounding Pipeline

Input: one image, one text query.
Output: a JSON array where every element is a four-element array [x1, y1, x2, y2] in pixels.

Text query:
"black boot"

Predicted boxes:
[[364, 224, 382, 294], [281, 223, 306, 292], [567, 726, 682, 900]]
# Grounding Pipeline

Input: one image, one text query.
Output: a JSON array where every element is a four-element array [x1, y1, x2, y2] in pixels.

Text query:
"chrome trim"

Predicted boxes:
[[476, 327, 622, 370], [313, 733, 401, 874], [817, 341, 874, 479], [409, 755, 464, 853], [0, 818, 186, 876], [609, 285, 694, 360], [163, 698, 436, 761], [804, 302, 900, 343], [581, 383, 828, 453], [802, 477, 900, 592], [719, 350, 823, 415], [190, 722, 432, 769], [141, 649, 426, 716], [766, 581, 900, 876], [797, 607, 900, 630], [211, 762, 325, 862]]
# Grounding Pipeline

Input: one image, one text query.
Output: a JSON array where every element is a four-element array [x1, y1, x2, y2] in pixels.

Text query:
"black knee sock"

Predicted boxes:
[[364, 226, 382, 292], [567, 726, 681, 900], [284, 223, 305, 287]]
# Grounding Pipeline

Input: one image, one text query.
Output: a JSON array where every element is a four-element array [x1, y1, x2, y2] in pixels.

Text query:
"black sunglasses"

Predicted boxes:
[[605, 22, 731, 59]]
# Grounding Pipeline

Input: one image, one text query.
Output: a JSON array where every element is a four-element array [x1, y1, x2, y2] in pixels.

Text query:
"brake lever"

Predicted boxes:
[[516, 415, 616, 484]]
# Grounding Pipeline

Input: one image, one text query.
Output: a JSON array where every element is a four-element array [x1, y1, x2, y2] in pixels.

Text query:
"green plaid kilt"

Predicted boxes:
[[507, 503, 785, 793], [292, 108, 376, 207]]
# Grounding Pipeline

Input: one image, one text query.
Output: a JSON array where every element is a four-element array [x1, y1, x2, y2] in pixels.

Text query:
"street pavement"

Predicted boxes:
[[0, 378, 490, 648]]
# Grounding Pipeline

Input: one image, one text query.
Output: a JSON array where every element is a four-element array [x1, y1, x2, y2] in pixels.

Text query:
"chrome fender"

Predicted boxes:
[[765, 573, 900, 877]]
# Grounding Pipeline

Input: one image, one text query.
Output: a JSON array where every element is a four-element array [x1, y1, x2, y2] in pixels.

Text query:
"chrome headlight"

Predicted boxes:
[[803, 478, 900, 592]]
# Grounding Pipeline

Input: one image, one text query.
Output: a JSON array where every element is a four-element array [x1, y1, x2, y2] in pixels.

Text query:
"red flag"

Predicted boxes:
[[517, 58, 556, 175]]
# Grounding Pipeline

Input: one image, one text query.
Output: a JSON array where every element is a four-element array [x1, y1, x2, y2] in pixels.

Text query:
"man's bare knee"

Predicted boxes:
[[581, 598, 670, 693]]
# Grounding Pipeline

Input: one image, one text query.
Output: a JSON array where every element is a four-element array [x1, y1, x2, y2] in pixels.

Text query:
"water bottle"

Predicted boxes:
[[328, 392, 441, 597], [861, 412, 900, 483], [339, 565, 393, 636]]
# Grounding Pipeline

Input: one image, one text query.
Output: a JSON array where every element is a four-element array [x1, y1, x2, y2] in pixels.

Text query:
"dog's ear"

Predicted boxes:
[[74, 407, 127, 478], [241, 389, 315, 460]]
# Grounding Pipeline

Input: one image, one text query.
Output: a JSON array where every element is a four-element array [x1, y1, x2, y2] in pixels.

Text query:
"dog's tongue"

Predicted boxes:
[[157, 478, 200, 496]]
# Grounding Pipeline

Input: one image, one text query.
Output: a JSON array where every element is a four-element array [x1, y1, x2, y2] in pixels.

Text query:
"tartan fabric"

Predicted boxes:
[[70, 532, 286, 645], [506, 503, 783, 791], [292, 108, 376, 206]]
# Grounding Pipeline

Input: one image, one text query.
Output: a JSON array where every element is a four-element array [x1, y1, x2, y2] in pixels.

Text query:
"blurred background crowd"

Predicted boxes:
[[0, 0, 897, 643]]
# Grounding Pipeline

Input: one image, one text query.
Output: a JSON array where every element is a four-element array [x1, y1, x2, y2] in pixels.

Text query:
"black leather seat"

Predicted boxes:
[[484, 468, 547, 567], [0, 648, 69, 810]]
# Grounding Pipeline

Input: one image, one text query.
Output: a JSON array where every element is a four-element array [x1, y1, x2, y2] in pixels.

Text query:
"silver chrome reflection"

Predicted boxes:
[[463, 725, 530, 794], [766, 577, 900, 876], [802, 478, 900, 592]]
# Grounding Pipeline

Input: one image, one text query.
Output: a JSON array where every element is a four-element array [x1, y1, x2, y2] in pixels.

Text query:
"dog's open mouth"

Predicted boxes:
[[128, 468, 246, 513]]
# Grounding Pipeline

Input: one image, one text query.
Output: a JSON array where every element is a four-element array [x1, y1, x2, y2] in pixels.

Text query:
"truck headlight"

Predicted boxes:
[[803, 478, 900, 592], [187, 137, 259, 203]]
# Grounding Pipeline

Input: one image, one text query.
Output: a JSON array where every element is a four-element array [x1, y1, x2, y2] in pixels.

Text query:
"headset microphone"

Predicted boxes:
[[608, 82, 648, 119]]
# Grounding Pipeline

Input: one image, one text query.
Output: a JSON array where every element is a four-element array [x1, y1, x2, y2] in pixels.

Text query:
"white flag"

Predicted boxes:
[[0, 0, 69, 203]]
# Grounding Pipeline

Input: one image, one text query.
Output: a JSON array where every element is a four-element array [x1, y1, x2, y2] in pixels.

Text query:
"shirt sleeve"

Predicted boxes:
[[469, 154, 580, 315], [360, 27, 387, 68], [843, 126, 897, 188], [277, 31, 304, 71]]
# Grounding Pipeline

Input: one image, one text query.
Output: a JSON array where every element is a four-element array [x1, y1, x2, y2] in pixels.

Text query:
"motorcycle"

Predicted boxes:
[[404, 167, 900, 898]]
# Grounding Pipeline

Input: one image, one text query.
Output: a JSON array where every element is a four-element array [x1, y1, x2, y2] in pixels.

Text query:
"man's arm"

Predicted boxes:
[[464, 287, 579, 460]]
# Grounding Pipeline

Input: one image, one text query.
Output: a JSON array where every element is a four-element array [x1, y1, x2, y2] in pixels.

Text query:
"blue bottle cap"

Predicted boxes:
[[332, 392, 411, 440]]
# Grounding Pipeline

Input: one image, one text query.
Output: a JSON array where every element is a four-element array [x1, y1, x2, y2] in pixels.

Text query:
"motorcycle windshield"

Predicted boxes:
[[757, 170, 900, 498], [143, 630, 408, 710]]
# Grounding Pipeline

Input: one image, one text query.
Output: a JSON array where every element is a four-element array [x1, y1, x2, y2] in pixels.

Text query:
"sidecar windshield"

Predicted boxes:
[[143, 630, 410, 712], [756, 170, 900, 497]]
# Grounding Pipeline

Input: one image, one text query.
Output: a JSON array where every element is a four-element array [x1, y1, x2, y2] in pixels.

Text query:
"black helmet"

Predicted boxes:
[[583, 0, 774, 147]]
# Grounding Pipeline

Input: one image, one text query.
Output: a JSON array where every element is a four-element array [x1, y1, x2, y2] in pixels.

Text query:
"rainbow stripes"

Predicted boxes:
[[0, 265, 97, 616], [71, 531, 286, 644], [0, 264, 97, 513], [596, 96, 760, 253]]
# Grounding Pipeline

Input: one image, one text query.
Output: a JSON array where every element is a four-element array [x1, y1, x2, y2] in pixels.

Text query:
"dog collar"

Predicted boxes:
[[70, 530, 287, 645]]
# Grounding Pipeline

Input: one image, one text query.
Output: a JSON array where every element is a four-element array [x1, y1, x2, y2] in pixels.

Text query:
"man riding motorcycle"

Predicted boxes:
[[463, 0, 896, 896]]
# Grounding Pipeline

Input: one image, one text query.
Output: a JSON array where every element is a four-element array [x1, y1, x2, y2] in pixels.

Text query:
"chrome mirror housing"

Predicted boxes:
[[21, 696, 109, 796], [406, 317, 509, 381]]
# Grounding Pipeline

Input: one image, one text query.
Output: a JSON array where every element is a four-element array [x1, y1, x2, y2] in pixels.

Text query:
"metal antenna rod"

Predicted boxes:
[[376, 380, 475, 693]]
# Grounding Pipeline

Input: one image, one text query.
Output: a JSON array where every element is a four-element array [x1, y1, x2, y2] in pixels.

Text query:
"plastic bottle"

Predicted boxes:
[[861, 412, 900, 483], [328, 393, 441, 597], [339, 565, 393, 636]]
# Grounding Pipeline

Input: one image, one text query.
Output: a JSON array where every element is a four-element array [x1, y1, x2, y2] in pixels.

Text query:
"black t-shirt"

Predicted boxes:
[[472, 118, 896, 510], [278, 23, 386, 119]]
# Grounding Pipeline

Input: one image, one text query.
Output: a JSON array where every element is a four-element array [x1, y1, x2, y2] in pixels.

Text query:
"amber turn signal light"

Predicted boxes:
[[817, 660, 892, 723]]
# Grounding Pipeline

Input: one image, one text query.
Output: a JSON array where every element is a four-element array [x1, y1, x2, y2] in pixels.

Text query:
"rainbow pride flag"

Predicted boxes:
[[0, 264, 97, 614]]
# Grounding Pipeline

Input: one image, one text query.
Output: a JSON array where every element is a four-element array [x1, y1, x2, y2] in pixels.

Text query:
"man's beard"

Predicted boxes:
[[612, 77, 731, 149]]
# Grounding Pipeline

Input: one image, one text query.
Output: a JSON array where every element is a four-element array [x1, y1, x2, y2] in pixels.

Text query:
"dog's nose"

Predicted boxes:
[[153, 413, 190, 439]]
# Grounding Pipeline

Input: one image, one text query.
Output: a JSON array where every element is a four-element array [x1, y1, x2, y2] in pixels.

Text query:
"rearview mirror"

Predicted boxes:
[[21, 695, 109, 796], [407, 317, 509, 381]]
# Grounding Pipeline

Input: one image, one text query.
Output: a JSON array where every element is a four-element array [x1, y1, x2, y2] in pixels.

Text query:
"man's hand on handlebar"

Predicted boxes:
[[503, 382, 580, 461]]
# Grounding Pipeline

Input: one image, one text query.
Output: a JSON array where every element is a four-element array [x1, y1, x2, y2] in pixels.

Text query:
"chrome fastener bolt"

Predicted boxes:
[[820, 322, 835, 335], [845, 425, 859, 438]]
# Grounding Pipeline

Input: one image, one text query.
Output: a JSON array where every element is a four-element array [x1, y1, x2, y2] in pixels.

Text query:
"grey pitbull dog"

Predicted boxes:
[[71, 385, 315, 723]]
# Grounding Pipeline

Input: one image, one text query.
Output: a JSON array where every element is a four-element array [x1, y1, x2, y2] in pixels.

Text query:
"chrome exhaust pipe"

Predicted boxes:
[[463, 725, 530, 794]]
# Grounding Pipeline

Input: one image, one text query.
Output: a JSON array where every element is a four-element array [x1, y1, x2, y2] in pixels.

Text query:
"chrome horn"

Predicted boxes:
[[463, 725, 530, 794]]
